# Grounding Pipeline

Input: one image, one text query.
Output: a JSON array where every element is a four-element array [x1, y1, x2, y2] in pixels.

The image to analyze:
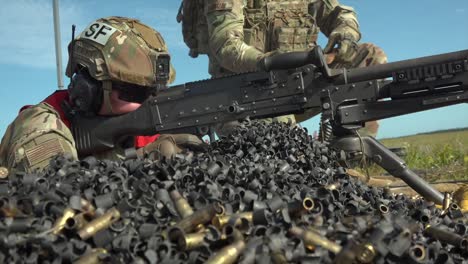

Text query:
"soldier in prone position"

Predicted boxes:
[[178, 0, 387, 136], [0, 17, 205, 174]]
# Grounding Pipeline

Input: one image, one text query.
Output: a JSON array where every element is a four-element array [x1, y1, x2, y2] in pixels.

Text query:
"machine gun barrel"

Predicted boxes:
[[71, 47, 468, 205], [334, 49, 468, 84]]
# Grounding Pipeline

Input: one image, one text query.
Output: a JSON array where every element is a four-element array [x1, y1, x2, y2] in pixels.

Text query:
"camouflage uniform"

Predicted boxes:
[[0, 102, 78, 173], [0, 17, 176, 174], [181, 0, 387, 135]]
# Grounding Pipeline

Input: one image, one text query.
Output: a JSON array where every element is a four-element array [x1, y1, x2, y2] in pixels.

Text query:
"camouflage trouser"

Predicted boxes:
[[216, 43, 387, 137]]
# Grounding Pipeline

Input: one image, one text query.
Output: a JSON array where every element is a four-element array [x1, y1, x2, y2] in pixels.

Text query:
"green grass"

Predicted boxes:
[[362, 129, 468, 181]]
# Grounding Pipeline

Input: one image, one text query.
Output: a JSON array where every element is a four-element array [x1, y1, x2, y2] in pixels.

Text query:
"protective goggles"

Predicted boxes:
[[112, 82, 154, 103]]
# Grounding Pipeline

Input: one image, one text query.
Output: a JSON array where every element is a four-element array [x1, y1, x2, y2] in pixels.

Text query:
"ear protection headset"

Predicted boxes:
[[67, 69, 103, 115]]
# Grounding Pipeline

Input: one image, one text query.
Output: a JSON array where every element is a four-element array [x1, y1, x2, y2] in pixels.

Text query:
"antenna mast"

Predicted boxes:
[[53, 0, 64, 89]]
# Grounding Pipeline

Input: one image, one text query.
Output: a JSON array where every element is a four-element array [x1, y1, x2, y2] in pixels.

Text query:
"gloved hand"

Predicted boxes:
[[323, 24, 360, 64], [136, 134, 207, 160]]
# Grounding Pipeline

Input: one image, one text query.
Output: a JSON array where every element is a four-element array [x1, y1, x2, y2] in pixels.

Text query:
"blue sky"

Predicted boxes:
[[0, 0, 467, 139]]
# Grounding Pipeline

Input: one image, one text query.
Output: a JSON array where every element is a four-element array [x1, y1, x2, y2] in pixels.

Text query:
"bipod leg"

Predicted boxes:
[[331, 135, 444, 205]]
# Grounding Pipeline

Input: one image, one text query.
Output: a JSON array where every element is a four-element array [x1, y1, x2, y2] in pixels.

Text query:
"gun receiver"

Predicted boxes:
[[72, 47, 468, 204]]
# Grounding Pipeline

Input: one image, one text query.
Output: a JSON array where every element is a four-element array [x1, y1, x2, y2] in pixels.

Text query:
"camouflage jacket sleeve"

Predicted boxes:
[[204, 0, 263, 73], [0, 102, 78, 173], [314, 0, 361, 38]]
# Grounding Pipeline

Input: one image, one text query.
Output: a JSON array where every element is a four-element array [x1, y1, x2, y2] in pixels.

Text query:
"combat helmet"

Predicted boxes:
[[65, 16, 175, 113]]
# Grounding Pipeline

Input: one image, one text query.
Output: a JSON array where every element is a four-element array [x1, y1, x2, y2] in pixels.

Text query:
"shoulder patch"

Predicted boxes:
[[80, 21, 118, 46]]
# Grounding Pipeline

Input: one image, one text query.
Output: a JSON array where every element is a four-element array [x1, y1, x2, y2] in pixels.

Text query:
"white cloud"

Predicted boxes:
[[455, 8, 465, 13], [0, 1, 188, 69], [0, 0, 87, 69]]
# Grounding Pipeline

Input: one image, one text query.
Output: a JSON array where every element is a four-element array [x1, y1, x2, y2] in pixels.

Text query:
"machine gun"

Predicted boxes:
[[72, 47, 468, 205]]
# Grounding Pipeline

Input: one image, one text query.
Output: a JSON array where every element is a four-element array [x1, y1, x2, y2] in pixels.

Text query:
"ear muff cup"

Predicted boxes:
[[68, 70, 103, 114]]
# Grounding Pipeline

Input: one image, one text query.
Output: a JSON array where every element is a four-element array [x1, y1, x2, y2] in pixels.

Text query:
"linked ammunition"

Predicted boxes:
[[78, 207, 120, 240], [289, 226, 342, 254]]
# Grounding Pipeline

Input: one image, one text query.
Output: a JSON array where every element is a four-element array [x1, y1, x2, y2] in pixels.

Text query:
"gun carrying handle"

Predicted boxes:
[[259, 47, 333, 77]]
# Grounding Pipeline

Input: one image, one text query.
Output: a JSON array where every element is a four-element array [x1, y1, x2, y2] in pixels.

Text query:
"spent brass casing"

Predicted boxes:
[[74, 248, 108, 264], [443, 193, 452, 211], [289, 226, 342, 254], [174, 203, 222, 234], [212, 212, 253, 229], [67, 212, 93, 230], [216, 204, 226, 216], [425, 225, 468, 249], [170, 189, 194, 218], [288, 198, 314, 216], [409, 244, 426, 262], [222, 225, 245, 242], [325, 183, 339, 191], [52, 208, 75, 235], [0, 167, 8, 179], [80, 198, 96, 213], [378, 204, 389, 214], [356, 243, 376, 264], [205, 239, 246, 264], [78, 207, 120, 240], [440, 192, 453, 215], [178, 231, 207, 251]]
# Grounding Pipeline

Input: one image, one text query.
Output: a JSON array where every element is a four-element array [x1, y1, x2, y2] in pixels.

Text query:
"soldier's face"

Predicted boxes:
[[98, 89, 142, 116]]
